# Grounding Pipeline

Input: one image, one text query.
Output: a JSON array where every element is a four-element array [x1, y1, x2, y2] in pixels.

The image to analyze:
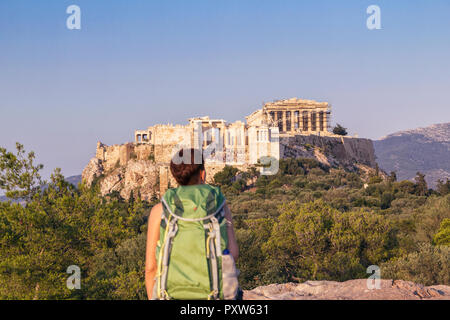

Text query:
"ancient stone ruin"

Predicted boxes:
[[82, 98, 377, 200]]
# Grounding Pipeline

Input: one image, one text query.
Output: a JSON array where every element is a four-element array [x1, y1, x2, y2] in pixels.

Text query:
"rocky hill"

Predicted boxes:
[[65, 174, 82, 187], [244, 279, 450, 300], [82, 135, 379, 201], [374, 123, 450, 188]]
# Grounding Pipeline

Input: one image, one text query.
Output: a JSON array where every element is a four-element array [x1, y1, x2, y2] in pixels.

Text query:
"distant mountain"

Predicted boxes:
[[373, 123, 450, 188], [65, 175, 82, 187], [0, 174, 82, 203]]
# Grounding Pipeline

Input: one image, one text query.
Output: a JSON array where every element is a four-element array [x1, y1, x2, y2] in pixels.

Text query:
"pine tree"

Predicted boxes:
[[332, 124, 348, 136], [414, 172, 428, 196]]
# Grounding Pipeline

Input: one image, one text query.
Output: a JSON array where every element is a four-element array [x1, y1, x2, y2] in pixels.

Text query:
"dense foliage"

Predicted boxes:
[[0, 144, 449, 299], [217, 158, 450, 289], [0, 169, 151, 299]]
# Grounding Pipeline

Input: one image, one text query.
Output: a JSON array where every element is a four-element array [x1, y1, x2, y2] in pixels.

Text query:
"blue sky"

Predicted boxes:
[[1, 0, 450, 180]]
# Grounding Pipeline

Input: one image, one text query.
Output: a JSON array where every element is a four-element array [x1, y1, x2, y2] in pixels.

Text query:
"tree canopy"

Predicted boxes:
[[0, 144, 448, 299]]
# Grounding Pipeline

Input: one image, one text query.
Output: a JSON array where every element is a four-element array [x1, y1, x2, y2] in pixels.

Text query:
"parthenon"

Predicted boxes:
[[246, 97, 331, 135]]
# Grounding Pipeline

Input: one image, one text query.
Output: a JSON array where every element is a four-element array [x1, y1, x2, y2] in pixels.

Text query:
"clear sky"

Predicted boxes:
[[1, 0, 449, 180]]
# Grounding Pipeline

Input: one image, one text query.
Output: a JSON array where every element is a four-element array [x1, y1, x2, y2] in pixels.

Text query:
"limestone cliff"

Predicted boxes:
[[82, 142, 245, 200], [82, 147, 162, 201], [82, 135, 379, 201], [280, 135, 377, 169]]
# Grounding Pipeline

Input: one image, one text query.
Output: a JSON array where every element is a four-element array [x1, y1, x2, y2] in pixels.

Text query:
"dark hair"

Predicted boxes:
[[170, 148, 205, 186]]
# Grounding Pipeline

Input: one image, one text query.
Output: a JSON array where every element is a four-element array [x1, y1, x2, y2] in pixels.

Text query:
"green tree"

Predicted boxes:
[[436, 179, 450, 196], [381, 192, 394, 209], [414, 172, 428, 196], [0, 142, 44, 201], [406, 194, 450, 244], [381, 243, 449, 286], [0, 146, 149, 299], [235, 218, 274, 289], [332, 124, 348, 136], [213, 165, 239, 186], [262, 200, 397, 283], [433, 218, 450, 246], [388, 171, 397, 183]]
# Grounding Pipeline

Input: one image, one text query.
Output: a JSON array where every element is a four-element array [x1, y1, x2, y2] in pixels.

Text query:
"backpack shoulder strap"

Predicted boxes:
[[156, 209, 179, 300]]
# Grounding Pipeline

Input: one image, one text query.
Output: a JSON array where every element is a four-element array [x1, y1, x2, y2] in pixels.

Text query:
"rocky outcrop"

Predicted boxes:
[[82, 158, 103, 186], [82, 156, 250, 201], [280, 135, 377, 170], [243, 279, 450, 300], [82, 158, 160, 201], [82, 142, 162, 200], [82, 134, 380, 200], [121, 161, 160, 200]]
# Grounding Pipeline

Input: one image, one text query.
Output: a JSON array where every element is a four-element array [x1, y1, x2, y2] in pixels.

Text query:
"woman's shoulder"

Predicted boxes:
[[152, 202, 163, 210], [149, 202, 163, 218]]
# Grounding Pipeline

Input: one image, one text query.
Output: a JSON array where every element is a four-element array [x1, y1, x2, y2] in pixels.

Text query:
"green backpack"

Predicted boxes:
[[153, 184, 240, 300]]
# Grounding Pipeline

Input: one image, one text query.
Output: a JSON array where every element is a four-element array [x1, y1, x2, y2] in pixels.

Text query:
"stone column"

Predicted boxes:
[[308, 111, 312, 132], [203, 127, 208, 148], [300, 111, 305, 131], [291, 111, 295, 133], [317, 110, 321, 132], [193, 122, 202, 150], [314, 112, 318, 132], [247, 127, 258, 164], [282, 111, 287, 133]]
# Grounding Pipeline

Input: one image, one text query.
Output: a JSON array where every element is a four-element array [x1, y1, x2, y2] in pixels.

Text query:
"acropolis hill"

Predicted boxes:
[[82, 98, 377, 201]]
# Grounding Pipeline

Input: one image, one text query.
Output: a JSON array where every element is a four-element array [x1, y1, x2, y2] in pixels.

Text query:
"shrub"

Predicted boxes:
[[261, 200, 398, 284], [236, 218, 274, 289], [381, 243, 450, 286], [129, 152, 137, 160], [368, 176, 383, 185], [332, 124, 348, 136], [437, 179, 450, 196], [381, 192, 394, 209], [213, 166, 239, 186], [278, 158, 305, 176], [433, 218, 450, 246], [397, 180, 416, 195], [413, 195, 450, 243]]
